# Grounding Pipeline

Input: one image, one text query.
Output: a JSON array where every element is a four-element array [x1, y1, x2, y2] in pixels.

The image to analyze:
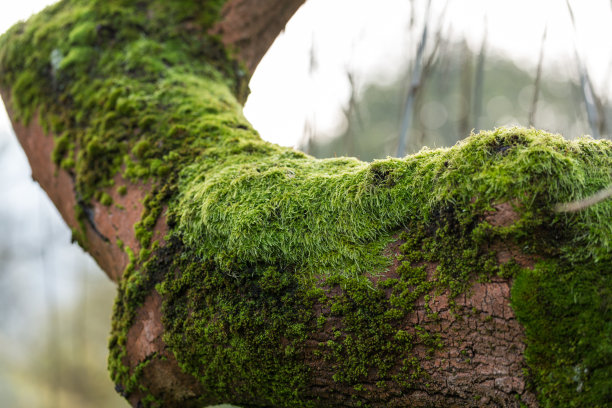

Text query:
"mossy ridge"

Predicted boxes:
[[174, 127, 612, 280]]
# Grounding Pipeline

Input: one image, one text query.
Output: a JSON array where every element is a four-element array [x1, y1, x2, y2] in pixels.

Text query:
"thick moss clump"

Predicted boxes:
[[513, 261, 612, 406], [2, 1, 612, 406], [168, 128, 612, 407], [174, 127, 612, 278], [159, 240, 320, 407]]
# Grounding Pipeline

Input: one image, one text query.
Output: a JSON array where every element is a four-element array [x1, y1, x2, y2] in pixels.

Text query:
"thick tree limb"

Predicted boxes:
[[1, 1, 611, 407], [211, 0, 306, 74]]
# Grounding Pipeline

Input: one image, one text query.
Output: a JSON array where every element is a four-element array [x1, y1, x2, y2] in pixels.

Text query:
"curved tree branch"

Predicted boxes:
[[1, 1, 611, 407], [211, 0, 306, 74]]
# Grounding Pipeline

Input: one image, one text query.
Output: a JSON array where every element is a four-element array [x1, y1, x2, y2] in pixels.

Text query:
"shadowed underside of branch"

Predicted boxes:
[[1, 1, 612, 407]]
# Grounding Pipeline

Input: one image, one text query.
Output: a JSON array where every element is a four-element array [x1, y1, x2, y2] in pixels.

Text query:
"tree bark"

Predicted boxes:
[[211, 0, 306, 73], [1, 1, 611, 407]]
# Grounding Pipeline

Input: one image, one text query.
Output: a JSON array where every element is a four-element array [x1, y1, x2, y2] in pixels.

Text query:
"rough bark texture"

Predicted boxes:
[[2, 90, 133, 281], [305, 279, 535, 407], [211, 0, 307, 73], [110, 203, 540, 407], [2, 1, 611, 408]]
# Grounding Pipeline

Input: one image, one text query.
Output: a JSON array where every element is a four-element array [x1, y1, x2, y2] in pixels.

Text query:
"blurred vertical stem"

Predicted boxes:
[[459, 40, 473, 138], [414, 18, 445, 148], [343, 70, 363, 157], [300, 34, 319, 155], [472, 15, 487, 131], [39, 200, 59, 408], [566, 0, 603, 138], [529, 24, 547, 127], [397, 0, 432, 157]]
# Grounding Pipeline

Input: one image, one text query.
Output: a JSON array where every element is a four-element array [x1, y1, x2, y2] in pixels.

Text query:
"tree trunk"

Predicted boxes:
[[1, 1, 611, 407]]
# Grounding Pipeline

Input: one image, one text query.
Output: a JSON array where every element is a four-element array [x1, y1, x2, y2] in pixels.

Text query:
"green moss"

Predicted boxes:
[[512, 260, 612, 406], [68, 21, 97, 45], [58, 46, 96, 71], [0, 0, 246, 210], [156, 241, 317, 406], [99, 191, 112, 206], [131, 139, 151, 160], [60, 157, 75, 170], [173, 128, 612, 281], [2, 1, 612, 406], [11, 70, 42, 123]]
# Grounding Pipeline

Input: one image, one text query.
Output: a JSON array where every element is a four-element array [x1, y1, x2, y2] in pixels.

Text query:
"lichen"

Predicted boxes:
[[2, 1, 612, 406]]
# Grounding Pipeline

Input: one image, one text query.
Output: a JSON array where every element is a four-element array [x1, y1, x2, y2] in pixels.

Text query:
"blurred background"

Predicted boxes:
[[1, 0, 612, 406]]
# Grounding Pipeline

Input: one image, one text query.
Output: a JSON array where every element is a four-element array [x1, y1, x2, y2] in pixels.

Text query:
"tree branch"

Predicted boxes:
[[1, 1, 611, 407], [211, 0, 306, 74]]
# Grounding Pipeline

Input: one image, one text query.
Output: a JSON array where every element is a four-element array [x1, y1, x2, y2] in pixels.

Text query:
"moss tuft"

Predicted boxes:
[[68, 21, 97, 45]]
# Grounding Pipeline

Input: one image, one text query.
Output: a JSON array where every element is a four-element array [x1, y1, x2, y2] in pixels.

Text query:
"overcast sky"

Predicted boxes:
[[245, 0, 612, 146]]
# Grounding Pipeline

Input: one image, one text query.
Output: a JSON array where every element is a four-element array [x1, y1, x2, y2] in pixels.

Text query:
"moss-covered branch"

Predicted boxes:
[[1, 1, 612, 407]]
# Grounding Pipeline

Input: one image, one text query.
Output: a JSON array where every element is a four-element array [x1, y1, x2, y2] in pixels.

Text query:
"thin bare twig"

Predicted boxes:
[[529, 24, 547, 127], [554, 185, 612, 212], [39, 198, 59, 408], [566, 0, 602, 138], [459, 40, 473, 138], [589, 75, 609, 137], [342, 69, 363, 156], [472, 15, 487, 131], [397, 0, 432, 157], [422, 10, 447, 78], [299, 34, 319, 154], [599, 58, 612, 106]]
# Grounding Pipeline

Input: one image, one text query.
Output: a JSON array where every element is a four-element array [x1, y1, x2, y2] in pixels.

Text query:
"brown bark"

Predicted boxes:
[[304, 278, 536, 407], [1, 89, 145, 282], [114, 208, 537, 407], [211, 0, 307, 74]]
